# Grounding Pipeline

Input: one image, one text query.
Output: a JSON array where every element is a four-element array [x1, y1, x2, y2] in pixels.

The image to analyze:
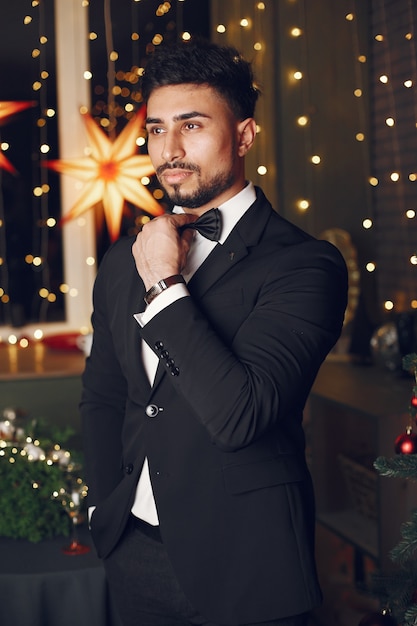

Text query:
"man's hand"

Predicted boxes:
[[132, 213, 197, 290]]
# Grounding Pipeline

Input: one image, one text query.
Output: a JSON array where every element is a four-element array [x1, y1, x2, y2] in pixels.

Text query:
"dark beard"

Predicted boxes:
[[156, 164, 235, 209]]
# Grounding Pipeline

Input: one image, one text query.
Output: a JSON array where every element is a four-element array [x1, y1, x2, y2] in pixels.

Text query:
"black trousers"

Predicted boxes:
[[103, 516, 310, 626]]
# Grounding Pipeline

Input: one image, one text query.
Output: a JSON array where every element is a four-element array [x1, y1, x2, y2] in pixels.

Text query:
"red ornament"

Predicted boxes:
[[411, 395, 417, 408], [358, 611, 397, 626], [395, 429, 417, 454]]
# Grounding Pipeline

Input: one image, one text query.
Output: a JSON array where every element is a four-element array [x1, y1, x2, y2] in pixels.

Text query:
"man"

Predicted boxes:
[[81, 39, 348, 626]]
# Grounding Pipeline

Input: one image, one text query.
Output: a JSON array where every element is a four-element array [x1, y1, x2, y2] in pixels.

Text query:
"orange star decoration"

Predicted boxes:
[[0, 101, 35, 174], [47, 108, 163, 241]]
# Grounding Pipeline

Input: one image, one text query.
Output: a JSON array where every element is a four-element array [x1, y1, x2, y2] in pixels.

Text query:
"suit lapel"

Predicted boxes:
[[149, 188, 273, 391], [187, 187, 272, 299]]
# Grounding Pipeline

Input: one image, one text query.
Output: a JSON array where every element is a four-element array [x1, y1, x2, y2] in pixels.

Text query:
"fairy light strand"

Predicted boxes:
[[372, 0, 417, 312], [34, 0, 55, 322], [2, 0, 416, 346]]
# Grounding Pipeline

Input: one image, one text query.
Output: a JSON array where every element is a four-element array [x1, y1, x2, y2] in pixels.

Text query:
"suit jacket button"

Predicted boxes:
[[146, 404, 159, 417], [125, 463, 134, 474]]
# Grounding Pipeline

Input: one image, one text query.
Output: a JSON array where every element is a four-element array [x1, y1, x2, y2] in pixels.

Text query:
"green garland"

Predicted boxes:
[[0, 414, 83, 542], [0, 445, 71, 542]]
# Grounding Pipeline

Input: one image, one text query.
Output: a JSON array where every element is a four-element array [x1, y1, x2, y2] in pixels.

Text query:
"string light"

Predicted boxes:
[[297, 199, 310, 211], [2, 1, 416, 342], [1, 0, 193, 342], [297, 115, 309, 126]]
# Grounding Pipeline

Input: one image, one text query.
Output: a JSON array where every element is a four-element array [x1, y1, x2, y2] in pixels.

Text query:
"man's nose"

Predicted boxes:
[[161, 131, 185, 162]]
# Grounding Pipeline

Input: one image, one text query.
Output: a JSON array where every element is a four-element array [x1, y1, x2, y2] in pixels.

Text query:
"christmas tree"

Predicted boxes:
[[359, 353, 417, 626]]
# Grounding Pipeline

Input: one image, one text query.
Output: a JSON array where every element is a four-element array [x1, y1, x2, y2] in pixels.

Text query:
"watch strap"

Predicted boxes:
[[144, 274, 186, 305]]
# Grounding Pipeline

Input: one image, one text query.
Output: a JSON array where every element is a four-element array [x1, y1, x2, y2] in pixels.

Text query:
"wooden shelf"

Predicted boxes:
[[317, 509, 378, 559], [309, 356, 416, 573], [312, 356, 411, 419], [0, 344, 85, 380], [0, 343, 86, 447]]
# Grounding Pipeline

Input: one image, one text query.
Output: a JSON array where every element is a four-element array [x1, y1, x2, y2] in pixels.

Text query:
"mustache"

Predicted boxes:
[[156, 162, 201, 177]]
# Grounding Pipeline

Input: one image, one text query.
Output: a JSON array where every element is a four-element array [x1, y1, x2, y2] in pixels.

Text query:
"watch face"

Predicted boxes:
[[144, 283, 162, 305]]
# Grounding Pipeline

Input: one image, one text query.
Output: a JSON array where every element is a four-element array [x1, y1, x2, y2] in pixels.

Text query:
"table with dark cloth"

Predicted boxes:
[[0, 526, 123, 626]]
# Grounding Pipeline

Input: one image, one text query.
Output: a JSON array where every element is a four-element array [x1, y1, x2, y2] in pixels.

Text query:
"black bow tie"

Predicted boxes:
[[181, 208, 222, 242]]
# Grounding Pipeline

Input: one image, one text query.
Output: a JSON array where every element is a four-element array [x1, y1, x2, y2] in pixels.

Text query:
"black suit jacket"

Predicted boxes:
[[80, 187, 348, 624]]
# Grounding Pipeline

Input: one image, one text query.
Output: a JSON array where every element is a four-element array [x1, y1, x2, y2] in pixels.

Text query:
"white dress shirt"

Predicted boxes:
[[131, 182, 257, 525]]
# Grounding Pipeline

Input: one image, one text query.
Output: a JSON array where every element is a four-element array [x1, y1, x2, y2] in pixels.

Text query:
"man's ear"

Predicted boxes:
[[237, 118, 257, 156]]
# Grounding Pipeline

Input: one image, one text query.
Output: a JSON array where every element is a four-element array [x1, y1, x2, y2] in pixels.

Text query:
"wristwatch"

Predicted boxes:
[[144, 274, 186, 305]]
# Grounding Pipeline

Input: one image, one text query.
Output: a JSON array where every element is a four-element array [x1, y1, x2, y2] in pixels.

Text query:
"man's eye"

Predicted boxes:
[[149, 127, 164, 135], [184, 123, 199, 130]]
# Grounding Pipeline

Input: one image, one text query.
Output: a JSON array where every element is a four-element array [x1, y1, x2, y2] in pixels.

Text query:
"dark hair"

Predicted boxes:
[[141, 39, 259, 120]]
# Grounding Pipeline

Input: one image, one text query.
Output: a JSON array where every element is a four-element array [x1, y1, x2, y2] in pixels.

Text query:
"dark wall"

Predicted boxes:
[[271, 0, 379, 343], [274, 2, 371, 236]]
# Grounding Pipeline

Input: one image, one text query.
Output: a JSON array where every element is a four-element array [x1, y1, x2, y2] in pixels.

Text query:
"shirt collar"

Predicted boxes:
[[173, 181, 256, 244]]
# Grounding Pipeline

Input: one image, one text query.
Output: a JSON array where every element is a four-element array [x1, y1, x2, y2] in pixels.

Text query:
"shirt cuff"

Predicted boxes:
[[134, 283, 189, 327], [88, 505, 96, 527]]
